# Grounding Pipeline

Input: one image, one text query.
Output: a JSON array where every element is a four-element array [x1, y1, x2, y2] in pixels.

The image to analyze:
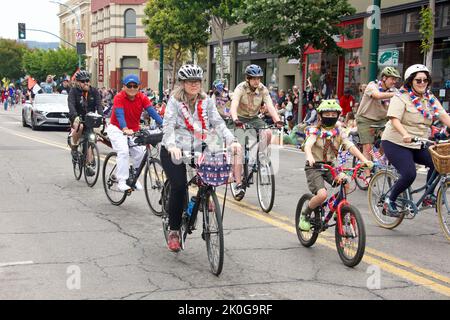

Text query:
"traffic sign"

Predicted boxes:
[[75, 30, 84, 41]]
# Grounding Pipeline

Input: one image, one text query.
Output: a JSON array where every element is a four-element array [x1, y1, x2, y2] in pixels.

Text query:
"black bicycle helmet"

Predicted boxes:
[[75, 70, 90, 81], [245, 64, 263, 77]]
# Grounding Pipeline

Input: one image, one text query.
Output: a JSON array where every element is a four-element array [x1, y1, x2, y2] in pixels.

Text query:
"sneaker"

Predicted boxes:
[[384, 198, 401, 218], [118, 180, 131, 192], [234, 183, 246, 198], [422, 194, 436, 207], [85, 165, 96, 177], [167, 231, 181, 252], [134, 180, 143, 191], [298, 212, 311, 232]]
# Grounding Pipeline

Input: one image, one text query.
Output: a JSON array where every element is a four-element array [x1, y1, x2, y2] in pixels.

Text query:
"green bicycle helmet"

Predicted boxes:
[[381, 67, 401, 79], [316, 99, 342, 114]]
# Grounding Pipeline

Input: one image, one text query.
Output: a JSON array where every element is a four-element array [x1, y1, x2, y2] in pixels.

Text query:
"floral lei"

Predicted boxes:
[[180, 99, 208, 140], [378, 80, 391, 108], [399, 86, 440, 121], [306, 127, 340, 139]]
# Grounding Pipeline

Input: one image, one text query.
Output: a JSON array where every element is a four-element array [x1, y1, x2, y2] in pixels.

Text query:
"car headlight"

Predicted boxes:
[[34, 110, 46, 116]]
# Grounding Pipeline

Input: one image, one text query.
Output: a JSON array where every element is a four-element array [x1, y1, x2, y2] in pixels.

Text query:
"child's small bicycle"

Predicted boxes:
[[295, 163, 366, 267]]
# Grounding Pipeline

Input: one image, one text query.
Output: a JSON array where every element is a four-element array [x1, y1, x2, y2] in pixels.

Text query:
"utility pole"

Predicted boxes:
[[159, 44, 164, 103], [368, 0, 381, 82]]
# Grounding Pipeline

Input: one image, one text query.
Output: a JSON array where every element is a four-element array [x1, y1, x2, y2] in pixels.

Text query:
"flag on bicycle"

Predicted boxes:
[[197, 151, 231, 186]]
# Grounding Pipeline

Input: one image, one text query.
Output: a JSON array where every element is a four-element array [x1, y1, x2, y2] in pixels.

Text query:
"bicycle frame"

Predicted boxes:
[[125, 141, 158, 191]]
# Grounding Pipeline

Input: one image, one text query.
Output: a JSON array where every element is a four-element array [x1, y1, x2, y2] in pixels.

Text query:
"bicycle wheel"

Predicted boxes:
[[161, 180, 171, 244], [352, 155, 370, 191], [437, 180, 450, 242], [144, 158, 166, 216], [102, 152, 127, 206], [203, 191, 224, 276], [367, 169, 405, 229], [72, 144, 83, 181], [257, 155, 275, 213], [295, 194, 320, 247], [335, 205, 366, 267], [84, 142, 100, 187]]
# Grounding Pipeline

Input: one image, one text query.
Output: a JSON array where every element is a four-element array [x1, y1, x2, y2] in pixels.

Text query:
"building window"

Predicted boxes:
[[237, 41, 250, 56], [121, 56, 140, 79], [344, 49, 362, 101], [381, 14, 404, 35], [344, 22, 364, 40], [443, 5, 450, 27], [406, 11, 420, 33], [124, 9, 136, 38]]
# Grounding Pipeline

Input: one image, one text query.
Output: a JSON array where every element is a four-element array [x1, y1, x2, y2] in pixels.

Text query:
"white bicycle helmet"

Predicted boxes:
[[178, 64, 203, 81], [404, 64, 430, 81]]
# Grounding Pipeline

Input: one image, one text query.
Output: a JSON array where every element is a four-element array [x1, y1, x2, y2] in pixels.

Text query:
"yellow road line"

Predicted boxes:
[[4, 127, 450, 296]]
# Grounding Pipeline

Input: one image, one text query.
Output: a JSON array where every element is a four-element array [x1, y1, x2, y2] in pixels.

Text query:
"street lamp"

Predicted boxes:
[[50, 0, 82, 67]]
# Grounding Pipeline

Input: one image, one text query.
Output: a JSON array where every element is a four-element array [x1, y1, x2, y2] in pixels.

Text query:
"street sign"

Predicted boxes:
[[378, 49, 399, 66], [75, 30, 84, 41], [76, 42, 86, 55]]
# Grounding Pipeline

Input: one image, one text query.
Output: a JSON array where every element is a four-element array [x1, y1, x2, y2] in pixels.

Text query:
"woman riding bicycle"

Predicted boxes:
[[381, 64, 450, 217], [161, 64, 241, 252], [299, 100, 373, 231]]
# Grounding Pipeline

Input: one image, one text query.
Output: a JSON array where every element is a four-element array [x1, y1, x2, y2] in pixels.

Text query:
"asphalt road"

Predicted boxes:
[[0, 106, 449, 300]]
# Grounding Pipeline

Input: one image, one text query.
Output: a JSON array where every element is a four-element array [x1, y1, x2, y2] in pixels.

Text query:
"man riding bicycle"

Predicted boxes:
[[229, 64, 283, 197], [68, 70, 104, 176], [106, 74, 163, 192]]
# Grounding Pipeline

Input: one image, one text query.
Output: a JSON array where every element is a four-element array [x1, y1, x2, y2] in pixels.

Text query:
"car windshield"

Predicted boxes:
[[34, 95, 67, 105]]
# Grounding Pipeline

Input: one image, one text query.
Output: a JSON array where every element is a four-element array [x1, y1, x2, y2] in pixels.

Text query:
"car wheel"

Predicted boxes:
[[22, 111, 27, 127], [31, 114, 39, 131]]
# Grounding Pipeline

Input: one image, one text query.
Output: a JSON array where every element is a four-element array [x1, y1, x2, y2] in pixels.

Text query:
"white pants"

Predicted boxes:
[[106, 124, 145, 182]]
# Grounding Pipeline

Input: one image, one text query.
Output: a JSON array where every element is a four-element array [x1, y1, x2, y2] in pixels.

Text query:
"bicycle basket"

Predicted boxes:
[[197, 151, 231, 187], [85, 112, 103, 129], [429, 143, 450, 174], [134, 129, 163, 147]]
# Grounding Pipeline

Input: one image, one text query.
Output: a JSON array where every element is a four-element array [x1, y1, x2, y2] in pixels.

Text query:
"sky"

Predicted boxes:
[[0, 0, 60, 42]]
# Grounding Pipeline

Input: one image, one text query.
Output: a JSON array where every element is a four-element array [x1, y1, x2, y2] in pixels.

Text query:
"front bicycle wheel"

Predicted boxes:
[[84, 142, 100, 187], [257, 155, 275, 213], [295, 194, 321, 247], [437, 180, 450, 242], [203, 191, 224, 276], [230, 164, 247, 201], [102, 152, 127, 206], [72, 144, 83, 181], [144, 158, 166, 216], [335, 205, 366, 267], [368, 169, 405, 229]]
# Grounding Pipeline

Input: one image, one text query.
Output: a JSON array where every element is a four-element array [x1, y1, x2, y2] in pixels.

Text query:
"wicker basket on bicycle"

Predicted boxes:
[[429, 142, 450, 174], [84, 112, 103, 129], [134, 129, 163, 147]]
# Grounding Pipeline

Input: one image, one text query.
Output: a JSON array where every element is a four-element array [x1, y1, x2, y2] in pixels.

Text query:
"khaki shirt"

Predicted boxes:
[[231, 81, 274, 118], [382, 92, 445, 149], [305, 127, 355, 162], [356, 81, 389, 121]]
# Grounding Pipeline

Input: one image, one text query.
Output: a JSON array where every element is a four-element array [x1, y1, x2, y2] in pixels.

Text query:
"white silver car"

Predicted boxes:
[[22, 94, 70, 130]]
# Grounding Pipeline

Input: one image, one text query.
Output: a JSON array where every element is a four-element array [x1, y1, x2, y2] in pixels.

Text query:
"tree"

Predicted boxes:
[[0, 39, 28, 81], [238, 0, 355, 123], [420, 0, 435, 70], [22, 47, 80, 83], [143, 0, 210, 89]]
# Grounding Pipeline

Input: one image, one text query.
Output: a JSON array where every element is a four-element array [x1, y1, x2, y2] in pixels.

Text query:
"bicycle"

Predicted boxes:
[[102, 128, 166, 216], [350, 124, 386, 191], [295, 162, 366, 267], [229, 123, 278, 213], [161, 149, 229, 276], [367, 137, 450, 241], [67, 112, 103, 187]]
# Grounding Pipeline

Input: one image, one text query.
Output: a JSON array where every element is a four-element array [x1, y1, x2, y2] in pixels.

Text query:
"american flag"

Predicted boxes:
[[369, 148, 382, 160]]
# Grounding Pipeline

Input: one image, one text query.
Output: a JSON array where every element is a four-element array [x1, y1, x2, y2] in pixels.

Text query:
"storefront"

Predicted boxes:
[[303, 18, 364, 101]]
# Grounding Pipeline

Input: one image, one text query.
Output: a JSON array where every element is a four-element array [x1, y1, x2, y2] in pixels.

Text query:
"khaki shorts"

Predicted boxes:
[[305, 166, 334, 195], [356, 116, 386, 145], [227, 116, 268, 146]]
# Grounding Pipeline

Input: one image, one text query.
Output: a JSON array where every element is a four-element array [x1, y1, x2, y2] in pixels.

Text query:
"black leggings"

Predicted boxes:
[[160, 147, 187, 230], [381, 140, 435, 202]]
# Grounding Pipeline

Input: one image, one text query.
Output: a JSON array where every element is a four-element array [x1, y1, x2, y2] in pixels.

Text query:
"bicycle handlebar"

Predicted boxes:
[[307, 162, 363, 180]]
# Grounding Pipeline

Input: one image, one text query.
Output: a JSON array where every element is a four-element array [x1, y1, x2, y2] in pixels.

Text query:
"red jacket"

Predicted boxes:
[[339, 95, 355, 116]]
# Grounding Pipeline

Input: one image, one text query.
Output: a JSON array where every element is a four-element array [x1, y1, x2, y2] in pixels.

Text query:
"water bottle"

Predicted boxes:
[[186, 196, 198, 217]]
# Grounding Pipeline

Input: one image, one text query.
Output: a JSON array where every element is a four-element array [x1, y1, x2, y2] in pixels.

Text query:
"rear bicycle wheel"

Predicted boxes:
[[295, 194, 320, 247], [368, 169, 405, 229], [102, 152, 127, 206], [144, 158, 166, 216], [437, 180, 450, 242], [84, 142, 100, 187], [203, 191, 224, 276], [335, 205, 366, 267], [72, 144, 83, 181], [256, 155, 275, 213]]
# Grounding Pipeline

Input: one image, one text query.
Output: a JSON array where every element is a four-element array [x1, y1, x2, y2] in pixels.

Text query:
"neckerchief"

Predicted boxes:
[[306, 127, 340, 162], [399, 86, 440, 121], [378, 80, 390, 108], [180, 99, 208, 140]]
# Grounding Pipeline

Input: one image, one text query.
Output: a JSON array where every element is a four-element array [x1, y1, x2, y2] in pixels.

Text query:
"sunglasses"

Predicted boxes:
[[414, 78, 429, 84], [79, 80, 89, 84], [126, 84, 139, 89]]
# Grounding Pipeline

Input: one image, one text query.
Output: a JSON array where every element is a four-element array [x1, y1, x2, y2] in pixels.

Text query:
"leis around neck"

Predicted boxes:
[[399, 86, 440, 120], [180, 99, 209, 140], [306, 127, 340, 139]]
